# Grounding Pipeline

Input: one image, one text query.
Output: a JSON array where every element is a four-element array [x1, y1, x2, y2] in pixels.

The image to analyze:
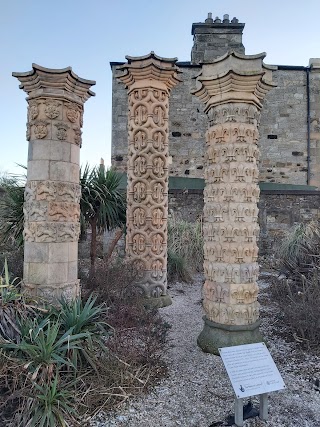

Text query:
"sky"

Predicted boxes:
[[1, 0, 320, 175]]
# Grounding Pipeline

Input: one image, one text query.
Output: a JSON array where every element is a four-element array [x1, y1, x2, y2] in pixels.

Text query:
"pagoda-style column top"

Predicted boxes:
[[192, 51, 276, 111], [13, 64, 96, 103], [117, 51, 182, 92]]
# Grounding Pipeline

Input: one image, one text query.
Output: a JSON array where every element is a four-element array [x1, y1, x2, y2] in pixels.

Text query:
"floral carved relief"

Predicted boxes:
[[33, 120, 48, 139], [55, 122, 69, 140], [44, 100, 61, 119], [201, 104, 263, 326]]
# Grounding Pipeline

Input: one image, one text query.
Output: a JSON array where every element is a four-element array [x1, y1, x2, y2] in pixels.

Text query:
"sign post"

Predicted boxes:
[[219, 343, 285, 426]]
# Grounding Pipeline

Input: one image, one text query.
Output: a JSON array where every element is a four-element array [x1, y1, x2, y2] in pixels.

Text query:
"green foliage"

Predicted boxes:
[[25, 376, 75, 427], [80, 163, 126, 233], [1, 317, 88, 381], [80, 163, 126, 270], [52, 295, 111, 370], [167, 249, 192, 282], [0, 258, 21, 303], [167, 216, 203, 281], [0, 258, 21, 341], [273, 220, 320, 347], [277, 220, 320, 273], [0, 174, 25, 247]]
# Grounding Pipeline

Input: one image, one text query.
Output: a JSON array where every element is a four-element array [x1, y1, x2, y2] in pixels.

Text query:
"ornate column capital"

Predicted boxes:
[[13, 64, 96, 104], [192, 51, 276, 112], [117, 51, 182, 93]]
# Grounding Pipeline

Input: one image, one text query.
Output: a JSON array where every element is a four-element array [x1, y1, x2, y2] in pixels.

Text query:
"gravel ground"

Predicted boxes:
[[91, 273, 320, 427]]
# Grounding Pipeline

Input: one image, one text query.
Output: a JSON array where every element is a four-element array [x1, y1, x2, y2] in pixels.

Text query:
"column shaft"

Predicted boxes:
[[117, 53, 181, 306], [13, 65, 95, 302]]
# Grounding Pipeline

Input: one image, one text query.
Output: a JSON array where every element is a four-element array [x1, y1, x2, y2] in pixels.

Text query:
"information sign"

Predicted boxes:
[[219, 342, 286, 398]]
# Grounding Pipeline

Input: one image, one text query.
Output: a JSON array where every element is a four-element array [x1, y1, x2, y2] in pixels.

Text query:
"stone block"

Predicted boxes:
[[68, 242, 78, 262], [47, 262, 68, 284], [28, 262, 48, 284], [49, 161, 70, 182], [68, 261, 78, 282], [31, 140, 51, 160], [48, 242, 69, 263], [70, 144, 80, 165], [24, 241, 49, 263], [50, 141, 71, 162], [27, 160, 50, 181], [69, 163, 79, 183]]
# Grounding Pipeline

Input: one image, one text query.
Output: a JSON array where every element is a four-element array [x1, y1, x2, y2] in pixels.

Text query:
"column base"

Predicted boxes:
[[142, 294, 172, 309], [197, 317, 262, 355]]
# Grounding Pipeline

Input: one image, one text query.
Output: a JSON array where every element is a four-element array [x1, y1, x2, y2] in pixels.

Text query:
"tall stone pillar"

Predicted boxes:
[[13, 64, 95, 302], [192, 52, 276, 353], [117, 52, 181, 307]]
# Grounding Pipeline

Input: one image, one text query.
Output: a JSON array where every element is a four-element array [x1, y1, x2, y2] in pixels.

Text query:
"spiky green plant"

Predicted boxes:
[[0, 174, 25, 247], [167, 249, 192, 282], [0, 258, 26, 342], [167, 216, 203, 281], [23, 375, 75, 427], [277, 220, 320, 273], [53, 295, 111, 370], [1, 318, 88, 382], [80, 163, 126, 271]]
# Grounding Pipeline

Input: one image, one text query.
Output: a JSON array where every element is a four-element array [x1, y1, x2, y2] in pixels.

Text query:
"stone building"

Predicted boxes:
[[110, 13, 320, 253]]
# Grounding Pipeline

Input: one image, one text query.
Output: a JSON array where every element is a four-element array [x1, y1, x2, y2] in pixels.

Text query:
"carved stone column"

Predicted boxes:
[[192, 52, 276, 353], [117, 52, 181, 307], [13, 64, 95, 302]]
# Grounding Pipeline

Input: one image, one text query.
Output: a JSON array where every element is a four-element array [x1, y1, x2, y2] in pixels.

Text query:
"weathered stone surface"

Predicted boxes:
[[111, 16, 320, 190], [192, 51, 275, 352], [117, 52, 181, 303], [13, 64, 95, 302]]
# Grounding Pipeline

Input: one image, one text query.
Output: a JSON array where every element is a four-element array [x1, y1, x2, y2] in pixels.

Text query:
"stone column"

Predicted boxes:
[[13, 64, 95, 302], [192, 52, 276, 353], [117, 52, 181, 307]]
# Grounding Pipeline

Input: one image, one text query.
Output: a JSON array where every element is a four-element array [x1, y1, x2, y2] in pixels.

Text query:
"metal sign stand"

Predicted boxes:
[[234, 393, 268, 427]]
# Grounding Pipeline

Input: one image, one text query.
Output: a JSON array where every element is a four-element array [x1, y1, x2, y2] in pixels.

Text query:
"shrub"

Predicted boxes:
[[0, 260, 170, 425], [272, 220, 320, 347], [167, 216, 203, 281]]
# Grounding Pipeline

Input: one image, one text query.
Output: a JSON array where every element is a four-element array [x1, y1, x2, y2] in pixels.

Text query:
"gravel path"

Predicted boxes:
[[91, 274, 320, 427]]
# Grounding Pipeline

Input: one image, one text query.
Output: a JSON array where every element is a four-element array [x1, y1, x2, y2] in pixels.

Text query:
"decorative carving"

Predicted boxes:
[[55, 122, 69, 140], [44, 100, 60, 119], [73, 127, 82, 146], [192, 55, 276, 331], [28, 101, 39, 121], [48, 202, 79, 222], [66, 103, 80, 123], [15, 64, 95, 304], [118, 53, 180, 301], [33, 120, 48, 139]]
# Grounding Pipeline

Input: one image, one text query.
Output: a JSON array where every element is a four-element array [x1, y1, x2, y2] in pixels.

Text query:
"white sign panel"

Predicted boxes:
[[219, 342, 286, 398]]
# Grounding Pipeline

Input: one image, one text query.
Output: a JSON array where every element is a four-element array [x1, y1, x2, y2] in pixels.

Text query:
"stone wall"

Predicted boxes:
[[111, 64, 320, 188], [168, 188, 320, 256]]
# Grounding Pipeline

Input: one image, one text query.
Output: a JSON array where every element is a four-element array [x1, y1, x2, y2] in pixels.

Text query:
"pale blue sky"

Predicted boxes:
[[1, 0, 320, 174]]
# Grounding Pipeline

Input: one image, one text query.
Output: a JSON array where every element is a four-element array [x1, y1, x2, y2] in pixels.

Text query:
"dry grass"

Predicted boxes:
[[167, 216, 203, 282], [271, 220, 320, 347]]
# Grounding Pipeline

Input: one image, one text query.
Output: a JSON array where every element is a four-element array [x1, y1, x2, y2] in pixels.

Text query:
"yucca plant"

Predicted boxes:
[[80, 163, 126, 272], [1, 317, 88, 382], [0, 258, 25, 342], [22, 375, 75, 427], [53, 295, 111, 370], [0, 171, 26, 248]]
